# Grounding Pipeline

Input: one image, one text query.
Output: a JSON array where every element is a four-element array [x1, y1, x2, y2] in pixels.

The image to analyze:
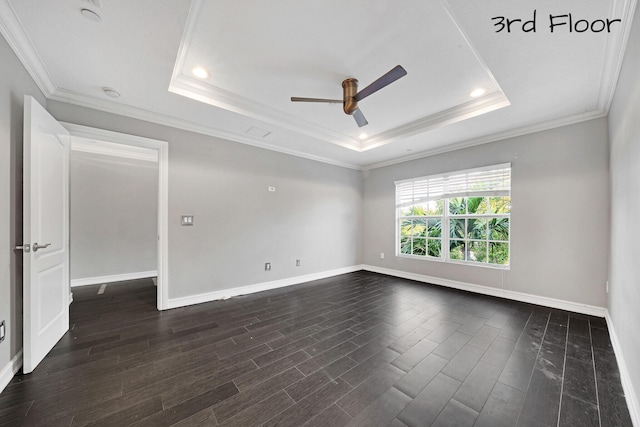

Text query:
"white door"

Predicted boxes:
[[21, 96, 70, 373]]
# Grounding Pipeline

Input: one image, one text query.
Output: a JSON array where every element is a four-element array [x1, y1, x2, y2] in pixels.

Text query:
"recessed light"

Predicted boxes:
[[81, 8, 101, 23], [359, 133, 368, 139], [470, 88, 486, 98], [192, 67, 209, 79], [103, 87, 120, 98]]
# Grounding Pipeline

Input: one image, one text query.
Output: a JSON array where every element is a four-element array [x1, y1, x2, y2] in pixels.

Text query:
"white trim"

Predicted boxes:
[[394, 162, 511, 186], [395, 254, 510, 271], [362, 265, 606, 317], [166, 265, 364, 309], [169, 0, 202, 89], [71, 271, 158, 288], [360, 92, 510, 152], [61, 123, 169, 310], [0, 0, 55, 96], [169, 75, 363, 152], [605, 310, 640, 427], [49, 88, 362, 171], [1, 0, 634, 171], [440, 0, 504, 102], [156, 139, 169, 310], [597, 0, 638, 111], [363, 110, 607, 170], [71, 138, 158, 162], [49, 85, 608, 173], [0, 349, 23, 394]]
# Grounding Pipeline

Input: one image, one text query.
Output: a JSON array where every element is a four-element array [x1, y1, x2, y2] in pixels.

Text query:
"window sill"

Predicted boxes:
[[396, 253, 510, 271]]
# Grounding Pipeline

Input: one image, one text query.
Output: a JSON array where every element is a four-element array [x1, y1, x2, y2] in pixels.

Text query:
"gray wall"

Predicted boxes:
[[362, 118, 609, 308], [0, 35, 47, 375], [608, 4, 640, 415], [70, 151, 158, 281], [48, 101, 364, 299]]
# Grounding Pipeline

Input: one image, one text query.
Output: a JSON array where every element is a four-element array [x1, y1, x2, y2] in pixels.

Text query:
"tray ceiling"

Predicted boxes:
[[0, 0, 635, 168]]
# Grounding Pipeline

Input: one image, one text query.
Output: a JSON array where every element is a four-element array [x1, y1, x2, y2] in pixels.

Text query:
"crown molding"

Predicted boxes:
[[49, 88, 363, 171], [54, 88, 608, 173], [361, 91, 510, 151], [168, 75, 362, 151], [169, 73, 509, 154], [0, 0, 55, 96], [597, 0, 638, 111], [362, 109, 608, 170]]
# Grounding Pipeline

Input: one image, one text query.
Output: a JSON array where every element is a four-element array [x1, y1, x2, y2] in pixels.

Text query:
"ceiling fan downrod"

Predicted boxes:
[[342, 78, 359, 115]]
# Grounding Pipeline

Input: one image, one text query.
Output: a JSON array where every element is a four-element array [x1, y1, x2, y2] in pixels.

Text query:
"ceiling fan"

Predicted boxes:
[[291, 65, 407, 128]]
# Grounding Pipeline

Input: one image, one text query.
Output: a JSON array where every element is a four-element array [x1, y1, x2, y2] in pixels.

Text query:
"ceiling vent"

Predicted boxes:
[[103, 87, 120, 98], [245, 127, 271, 138]]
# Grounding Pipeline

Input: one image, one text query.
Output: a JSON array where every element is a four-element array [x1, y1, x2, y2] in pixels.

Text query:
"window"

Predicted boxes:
[[396, 164, 511, 268]]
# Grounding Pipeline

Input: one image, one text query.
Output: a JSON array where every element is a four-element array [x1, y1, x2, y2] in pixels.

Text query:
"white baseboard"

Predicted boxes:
[[605, 310, 640, 427], [70, 270, 158, 287], [362, 265, 606, 317], [167, 265, 365, 309], [0, 349, 23, 394]]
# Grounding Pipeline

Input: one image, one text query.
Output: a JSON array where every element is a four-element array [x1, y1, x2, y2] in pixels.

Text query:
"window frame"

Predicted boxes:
[[395, 165, 511, 270]]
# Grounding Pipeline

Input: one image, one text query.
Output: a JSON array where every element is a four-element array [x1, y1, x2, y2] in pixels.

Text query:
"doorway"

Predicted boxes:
[[62, 123, 169, 310]]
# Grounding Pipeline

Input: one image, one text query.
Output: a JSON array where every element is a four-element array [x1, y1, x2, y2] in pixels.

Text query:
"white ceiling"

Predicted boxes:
[[0, 0, 635, 169]]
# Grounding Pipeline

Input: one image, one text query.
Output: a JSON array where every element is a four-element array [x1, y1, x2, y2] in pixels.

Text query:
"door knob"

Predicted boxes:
[[33, 243, 51, 252]]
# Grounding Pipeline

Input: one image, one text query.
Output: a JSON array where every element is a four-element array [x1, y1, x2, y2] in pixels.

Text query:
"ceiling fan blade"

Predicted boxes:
[[353, 108, 368, 127], [291, 97, 343, 103], [353, 65, 407, 102]]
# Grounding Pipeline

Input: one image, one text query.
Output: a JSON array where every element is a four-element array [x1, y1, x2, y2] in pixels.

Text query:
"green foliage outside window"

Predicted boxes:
[[399, 196, 509, 267]]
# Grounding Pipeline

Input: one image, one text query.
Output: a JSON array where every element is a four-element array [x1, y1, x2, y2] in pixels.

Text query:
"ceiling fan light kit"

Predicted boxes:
[[291, 65, 407, 128]]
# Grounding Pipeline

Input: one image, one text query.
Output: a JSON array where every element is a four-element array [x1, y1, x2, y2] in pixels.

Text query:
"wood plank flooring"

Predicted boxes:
[[0, 271, 633, 426]]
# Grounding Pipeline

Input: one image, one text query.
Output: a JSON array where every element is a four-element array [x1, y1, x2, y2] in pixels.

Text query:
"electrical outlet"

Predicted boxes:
[[380, 252, 385, 259], [265, 262, 271, 271], [181, 215, 194, 226], [0, 320, 5, 343], [296, 259, 301, 267]]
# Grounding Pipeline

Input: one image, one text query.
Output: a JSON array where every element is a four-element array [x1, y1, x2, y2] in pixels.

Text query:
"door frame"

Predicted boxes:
[[61, 123, 169, 310]]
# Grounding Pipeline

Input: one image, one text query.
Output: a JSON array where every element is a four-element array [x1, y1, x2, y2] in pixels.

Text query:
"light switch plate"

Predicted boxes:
[[0, 320, 5, 343], [181, 215, 194, 226]]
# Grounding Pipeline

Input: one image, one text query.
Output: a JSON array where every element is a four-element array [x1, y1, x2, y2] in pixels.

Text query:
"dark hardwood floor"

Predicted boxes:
[[0, 271, 633, 426]]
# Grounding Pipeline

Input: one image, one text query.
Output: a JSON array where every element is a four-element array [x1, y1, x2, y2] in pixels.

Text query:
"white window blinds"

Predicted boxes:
[[395, 164, 511, 208]]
